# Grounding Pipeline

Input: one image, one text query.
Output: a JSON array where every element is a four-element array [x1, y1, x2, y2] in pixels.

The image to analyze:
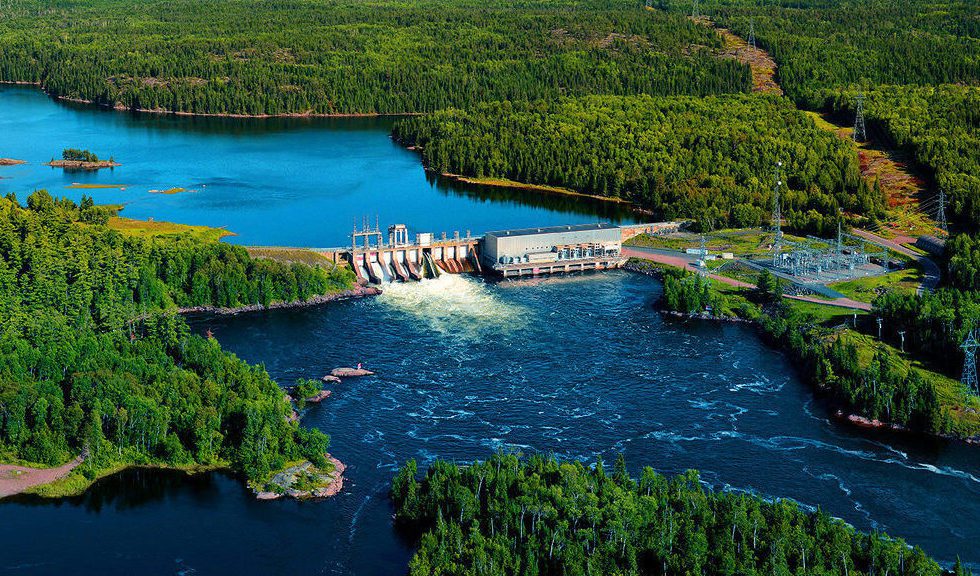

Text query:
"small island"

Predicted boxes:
[[47, 148, 120, 170], [0, 158, 27, 166]]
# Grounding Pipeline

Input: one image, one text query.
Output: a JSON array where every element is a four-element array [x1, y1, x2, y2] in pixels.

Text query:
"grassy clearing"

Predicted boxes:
[[246, 247, 339, 268], [107, 216, 232, 242], [828, 267, 922, 302], [626, 229, 814, 257], [805, 111, 940, 239], [836, 331, 980, 437]]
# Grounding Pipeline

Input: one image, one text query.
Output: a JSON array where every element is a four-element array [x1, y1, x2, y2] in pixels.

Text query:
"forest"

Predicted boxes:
[[708, 0, 980, 108], [0, 192, 353, 485], [0, 0, 749, 115], [394, 95, 878, 233], [390, 452, 962, 576]]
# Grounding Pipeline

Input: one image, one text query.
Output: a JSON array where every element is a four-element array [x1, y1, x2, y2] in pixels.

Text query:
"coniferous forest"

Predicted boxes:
[[0, 193, 353, 485], [393, 95, 877, 234], [1, 0, 979, 571], [0, 0, 749, 115], [391, 453, 955, 576]]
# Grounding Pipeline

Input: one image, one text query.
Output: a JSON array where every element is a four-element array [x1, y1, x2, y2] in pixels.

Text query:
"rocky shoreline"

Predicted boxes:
[[46, 159, 121, 170], [0, 158, 27, 166], [254, 456, 346, 500], [179, 284, 381, 315]]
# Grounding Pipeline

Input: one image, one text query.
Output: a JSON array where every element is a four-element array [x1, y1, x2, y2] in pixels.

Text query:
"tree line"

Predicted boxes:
[[0, 192, 353, 483], [394, 94, 880, 234], [390, 452, 964, 575], [0, 0, 750, 115]]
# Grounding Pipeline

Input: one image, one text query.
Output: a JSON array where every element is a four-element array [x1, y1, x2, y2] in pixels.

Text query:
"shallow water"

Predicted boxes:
[[0, 86, 639, 247], [3, 273, 977, 575]]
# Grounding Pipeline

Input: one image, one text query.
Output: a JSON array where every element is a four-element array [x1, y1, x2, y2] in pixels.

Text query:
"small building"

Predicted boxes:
[[481, 223, 624, 277]]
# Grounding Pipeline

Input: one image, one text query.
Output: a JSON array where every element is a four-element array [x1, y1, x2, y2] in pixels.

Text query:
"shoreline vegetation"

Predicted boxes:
[[0, 193, 358, 502], [623, 256, 980, 446], [438, 171, 637, 205], [392, 453, 957, 575]]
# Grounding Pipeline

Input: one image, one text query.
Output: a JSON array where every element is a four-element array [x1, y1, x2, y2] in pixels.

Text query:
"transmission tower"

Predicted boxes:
[[748, 19, 756, 50], [961, 329, 980, 396], [937, 189, 948, 233], [691, 0, 699, 18], [698, 234, 708, 277], [853, 91, 867, 142], [771, 162, 784, 267]]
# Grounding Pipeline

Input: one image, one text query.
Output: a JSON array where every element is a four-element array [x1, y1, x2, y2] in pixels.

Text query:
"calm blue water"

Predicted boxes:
[[0, 89, 978, 575], [0, 86, 638, 247]]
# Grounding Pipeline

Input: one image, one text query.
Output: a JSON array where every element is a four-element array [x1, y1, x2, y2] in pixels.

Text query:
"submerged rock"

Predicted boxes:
[[321, 374, 342, 384], [330, 367, 374, 377]]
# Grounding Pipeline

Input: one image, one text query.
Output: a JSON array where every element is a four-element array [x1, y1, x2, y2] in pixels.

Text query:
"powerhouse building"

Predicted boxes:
[[481, 223, 625, 277]]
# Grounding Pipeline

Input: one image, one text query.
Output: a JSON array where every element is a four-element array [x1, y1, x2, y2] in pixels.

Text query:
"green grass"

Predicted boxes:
[[786, 300, 867, 324], [245, 246, 340, 268], [836, 331, 980, 437], [626, 229, 818, 257], [828, 267, 922, 302], [107, 216, 232, 242]]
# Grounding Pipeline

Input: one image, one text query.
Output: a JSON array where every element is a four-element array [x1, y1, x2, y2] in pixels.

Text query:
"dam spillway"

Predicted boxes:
[[315, 221, 681, 284]]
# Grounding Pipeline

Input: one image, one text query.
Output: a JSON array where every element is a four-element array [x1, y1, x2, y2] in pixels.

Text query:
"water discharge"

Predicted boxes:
[[377, 275, 527, 337]]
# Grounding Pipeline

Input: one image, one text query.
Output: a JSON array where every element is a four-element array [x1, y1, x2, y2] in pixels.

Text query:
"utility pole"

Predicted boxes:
[[937, 189, 948, 234], [853, 91, 867, 143], [877, 317, 883, 340], [898, 330, 906, 353], [961, 329, 980, 396]]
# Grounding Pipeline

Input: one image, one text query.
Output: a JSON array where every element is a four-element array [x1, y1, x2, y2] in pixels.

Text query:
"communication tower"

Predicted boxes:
[[853, 91, 867, 142]]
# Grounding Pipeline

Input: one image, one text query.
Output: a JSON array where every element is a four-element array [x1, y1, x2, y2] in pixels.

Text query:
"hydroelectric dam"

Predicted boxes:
[[310, 220, 681, 283]]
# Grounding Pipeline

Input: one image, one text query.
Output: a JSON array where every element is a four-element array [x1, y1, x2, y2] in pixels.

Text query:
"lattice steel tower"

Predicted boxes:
[[691, 0, 699, 18], [853, 91, 867, 142], [748, 19, 756, 50], [771, 162, 784, 267], [937, 189, 948, 233], [961, 329, 980, 396]]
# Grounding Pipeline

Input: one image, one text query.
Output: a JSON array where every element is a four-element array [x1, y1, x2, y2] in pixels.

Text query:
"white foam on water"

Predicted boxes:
[[377, 274, 527, 337]]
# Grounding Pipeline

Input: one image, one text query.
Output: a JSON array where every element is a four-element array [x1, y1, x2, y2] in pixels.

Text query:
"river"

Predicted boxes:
[[0, 88, 978, 575]]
